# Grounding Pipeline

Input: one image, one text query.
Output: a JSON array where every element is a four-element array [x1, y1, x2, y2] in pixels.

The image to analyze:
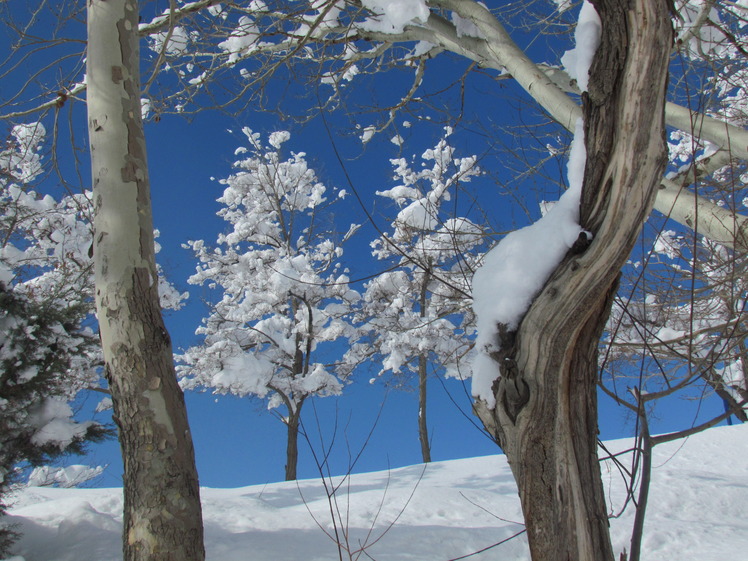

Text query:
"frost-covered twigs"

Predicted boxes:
[[601, 224, 748, 429]]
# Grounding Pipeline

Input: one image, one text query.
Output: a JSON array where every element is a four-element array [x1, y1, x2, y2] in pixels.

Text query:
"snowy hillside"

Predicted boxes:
[[4, 424, 748, 561]]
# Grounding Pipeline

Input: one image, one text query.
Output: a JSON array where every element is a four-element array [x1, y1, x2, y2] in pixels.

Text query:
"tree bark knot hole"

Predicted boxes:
[[489, 324, 529, 424]]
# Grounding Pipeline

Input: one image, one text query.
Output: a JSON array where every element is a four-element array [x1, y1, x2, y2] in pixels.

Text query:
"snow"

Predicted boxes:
[[27, 466, 104, 489], [359, 125, 377, 144], [4, 424, 748, 561], [471, 119, 587, 406], [653, 229, 682, 259], [0, 123, 45, 183], [149, 26, 190, 56], [28, 399, 93, 450], [552, 0, 573, 12], [358, 0, 429, 34], [451, 10, 483, 39], [560, 0, 601, 92], [217, 16, 260, 64]]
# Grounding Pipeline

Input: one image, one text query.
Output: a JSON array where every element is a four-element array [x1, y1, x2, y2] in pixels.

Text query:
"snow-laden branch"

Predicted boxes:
[[542, 64, 748, 163], [5, 0, 746, 254], [137, 0, 223, 35], [665, 101, 748, 162], [428, 5, 748, 251], [656, 177, 748, 248], [358, 2, 748, 251]]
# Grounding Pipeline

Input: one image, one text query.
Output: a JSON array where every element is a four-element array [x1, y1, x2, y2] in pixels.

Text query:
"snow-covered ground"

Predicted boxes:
[[4, 424, 747, 561]]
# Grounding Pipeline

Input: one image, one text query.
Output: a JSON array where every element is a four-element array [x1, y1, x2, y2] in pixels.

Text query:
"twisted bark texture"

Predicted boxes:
[[87, 1, 205, 559], [474, 1, 672, 560]]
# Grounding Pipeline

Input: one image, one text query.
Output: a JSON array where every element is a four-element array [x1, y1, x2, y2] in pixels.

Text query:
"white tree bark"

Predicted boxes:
[[656, 177, 748, 248], [87, 1, 205, 559]]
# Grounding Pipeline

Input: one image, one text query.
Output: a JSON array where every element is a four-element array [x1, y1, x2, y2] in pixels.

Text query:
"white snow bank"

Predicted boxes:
[[4, 424, 748, 561]]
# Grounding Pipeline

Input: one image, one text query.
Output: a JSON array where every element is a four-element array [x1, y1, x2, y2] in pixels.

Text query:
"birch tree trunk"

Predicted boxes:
[[86, 1, 205, 560], [473, 1, 672, 560]]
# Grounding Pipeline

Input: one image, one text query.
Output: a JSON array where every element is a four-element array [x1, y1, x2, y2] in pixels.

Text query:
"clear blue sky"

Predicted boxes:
[[78, 84, 728, 489], [3, 1, 731, 489]]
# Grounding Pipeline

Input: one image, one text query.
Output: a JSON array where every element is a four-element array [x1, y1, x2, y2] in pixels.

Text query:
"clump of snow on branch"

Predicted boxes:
[[218, 16, 261, 63], [0, 123, 45, 183], [560, 0, 601, 92], [551, 0, 573, 12], [28, 399, 94, 449], [150, 26, 192, 56], [358, 0, 430, 34], [450, 11, 483, 39], [27, 464, 104, 488], [360, 125, 377, 144], [472, 119, 588, 407]]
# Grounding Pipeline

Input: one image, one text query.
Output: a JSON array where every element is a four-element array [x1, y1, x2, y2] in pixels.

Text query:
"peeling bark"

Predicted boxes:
[[87, 1, 205, 560], [473, 1, 672, 560]]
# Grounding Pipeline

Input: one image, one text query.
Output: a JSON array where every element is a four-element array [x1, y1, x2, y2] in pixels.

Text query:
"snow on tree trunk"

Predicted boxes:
[[473, 1, 672, 560], [86, 1, 205, 560]]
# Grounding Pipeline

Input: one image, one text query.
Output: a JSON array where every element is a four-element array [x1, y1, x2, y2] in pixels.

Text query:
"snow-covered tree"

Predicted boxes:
[[0, 122, 110, 555], [348, 128, 485, 462], [180, 128, 360, 481]]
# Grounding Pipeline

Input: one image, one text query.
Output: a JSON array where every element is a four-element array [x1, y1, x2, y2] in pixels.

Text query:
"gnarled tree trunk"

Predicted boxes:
[[87, 1, 205, 560], [473, 1, 672, 560]]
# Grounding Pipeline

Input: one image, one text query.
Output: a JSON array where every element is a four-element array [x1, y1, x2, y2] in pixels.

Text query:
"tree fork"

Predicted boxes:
[[87, 1, 205, 559], [474, 1, 672, 560]]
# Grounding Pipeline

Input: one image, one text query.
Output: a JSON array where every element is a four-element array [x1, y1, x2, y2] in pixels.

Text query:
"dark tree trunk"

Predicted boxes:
[[418, 270, 432, 463], [629, 395, 652, 561], [87, 1, 205, 560], [418, 353, 431, 463], [474, 1, 672, 560], [285, 400, 304, 481]]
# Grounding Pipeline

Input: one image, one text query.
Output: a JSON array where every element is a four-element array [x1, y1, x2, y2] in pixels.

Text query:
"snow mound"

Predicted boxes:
[[4, 424, 748, 560]]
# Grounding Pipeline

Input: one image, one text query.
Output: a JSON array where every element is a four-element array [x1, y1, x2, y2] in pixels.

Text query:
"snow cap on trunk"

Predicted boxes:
[[472, 118, 588, 407]]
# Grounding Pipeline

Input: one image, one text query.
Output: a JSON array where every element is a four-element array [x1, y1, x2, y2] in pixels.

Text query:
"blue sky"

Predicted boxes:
[[2, 0, 735, 489], [78, 83, 728, 489]]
